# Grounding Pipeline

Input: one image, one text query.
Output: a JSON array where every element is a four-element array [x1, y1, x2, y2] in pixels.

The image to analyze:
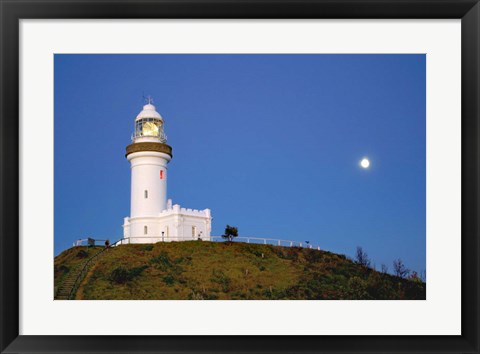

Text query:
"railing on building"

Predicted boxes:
[[113, 236, 320, 250], [73, 237, 108, 247], [212, 236, 321, 250]]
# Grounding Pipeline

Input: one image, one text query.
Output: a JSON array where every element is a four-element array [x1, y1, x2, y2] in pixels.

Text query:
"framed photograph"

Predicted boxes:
[[1, 0, 478, 353]]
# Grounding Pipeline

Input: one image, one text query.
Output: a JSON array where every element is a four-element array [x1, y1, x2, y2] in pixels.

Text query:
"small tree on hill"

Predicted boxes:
[[355, 246, 371, 268], [408, 271, 422, 283], [381, 264, 389, 274], [222, 225, 238, 242], [393, 258, 409, 278]]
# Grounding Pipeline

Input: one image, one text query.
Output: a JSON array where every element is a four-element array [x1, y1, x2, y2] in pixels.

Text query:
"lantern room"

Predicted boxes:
[[132, 102, 167, 143]]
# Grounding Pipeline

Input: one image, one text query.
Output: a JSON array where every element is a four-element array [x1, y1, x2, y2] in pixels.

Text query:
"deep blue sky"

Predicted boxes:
[[54, 54, 426, 274]]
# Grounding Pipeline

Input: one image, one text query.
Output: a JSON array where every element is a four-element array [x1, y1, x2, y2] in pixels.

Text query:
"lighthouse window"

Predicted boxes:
[[144, 190, 148, 199], [144, 226, 148, 235], [135, 121, 142, 136]]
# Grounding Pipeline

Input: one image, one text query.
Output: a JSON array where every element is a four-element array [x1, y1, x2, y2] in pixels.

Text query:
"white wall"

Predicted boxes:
[[128, 151, 170, 217], [123, 205, 212, 243]]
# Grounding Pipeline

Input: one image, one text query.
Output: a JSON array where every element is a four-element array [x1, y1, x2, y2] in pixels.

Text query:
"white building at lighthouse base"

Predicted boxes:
[[123, 200, 212, 244]]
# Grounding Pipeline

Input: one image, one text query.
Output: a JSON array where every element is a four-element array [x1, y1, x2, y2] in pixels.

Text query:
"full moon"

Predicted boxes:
[[360, 158, 370, 169]]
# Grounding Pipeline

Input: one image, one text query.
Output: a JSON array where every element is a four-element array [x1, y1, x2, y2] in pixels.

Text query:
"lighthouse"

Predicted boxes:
[[122, 98, 212, 244]]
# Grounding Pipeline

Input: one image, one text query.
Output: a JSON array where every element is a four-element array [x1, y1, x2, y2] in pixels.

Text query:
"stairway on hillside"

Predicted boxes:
[[56, 267, 80, 300], [55, 248, 107, 300]]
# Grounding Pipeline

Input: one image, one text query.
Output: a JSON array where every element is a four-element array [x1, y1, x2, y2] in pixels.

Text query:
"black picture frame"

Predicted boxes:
[[1, 0, 478, 353]]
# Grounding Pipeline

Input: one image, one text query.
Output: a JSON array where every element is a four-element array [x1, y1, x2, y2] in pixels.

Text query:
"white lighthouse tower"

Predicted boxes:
[[123, 98, 212, 244]]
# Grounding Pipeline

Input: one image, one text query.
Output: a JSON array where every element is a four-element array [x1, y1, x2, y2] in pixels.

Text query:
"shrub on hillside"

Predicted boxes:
[[54, 264, 70, 278], [110, 265, 148, 284], [174, 256, 192, 265], [403, 277, 426, 299], [141, 245, 154, 252], [163, 274, 175, 286], [304, 249, 324, 263], [366, 272, 395, 299], [110, 267, 129, 284], [76, 250, 88, 258], [150, 252, 172, 270], [249, 249, 264, 258], [345, 276, 370, 300], [263, 286, 291, 300], [274, 247, 299, 261], [59, 264, 69, 273], [211, 269, 231, 292], [129, 265, 148, 278]]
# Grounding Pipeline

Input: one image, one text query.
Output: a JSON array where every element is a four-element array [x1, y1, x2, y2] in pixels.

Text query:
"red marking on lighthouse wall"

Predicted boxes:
[[160, 170, 164, 180]]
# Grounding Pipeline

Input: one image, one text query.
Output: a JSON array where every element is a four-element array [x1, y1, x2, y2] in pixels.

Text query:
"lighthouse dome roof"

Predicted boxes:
[[136, 104, 163, 121]]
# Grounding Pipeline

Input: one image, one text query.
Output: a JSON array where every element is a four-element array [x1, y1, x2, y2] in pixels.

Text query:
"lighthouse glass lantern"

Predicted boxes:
[[132, 102, 167, 143], [134, 117, 166, 141]]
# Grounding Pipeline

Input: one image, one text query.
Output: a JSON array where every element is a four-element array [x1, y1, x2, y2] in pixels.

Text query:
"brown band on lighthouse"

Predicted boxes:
[[126, 142, 173, 158]]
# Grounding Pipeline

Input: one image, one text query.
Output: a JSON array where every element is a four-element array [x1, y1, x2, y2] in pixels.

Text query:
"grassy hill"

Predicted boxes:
[[54, 241, 426, 300]]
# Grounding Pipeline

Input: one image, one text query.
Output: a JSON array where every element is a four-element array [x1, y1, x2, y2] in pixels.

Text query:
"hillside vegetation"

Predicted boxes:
[[54, 241, 425, 300]]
